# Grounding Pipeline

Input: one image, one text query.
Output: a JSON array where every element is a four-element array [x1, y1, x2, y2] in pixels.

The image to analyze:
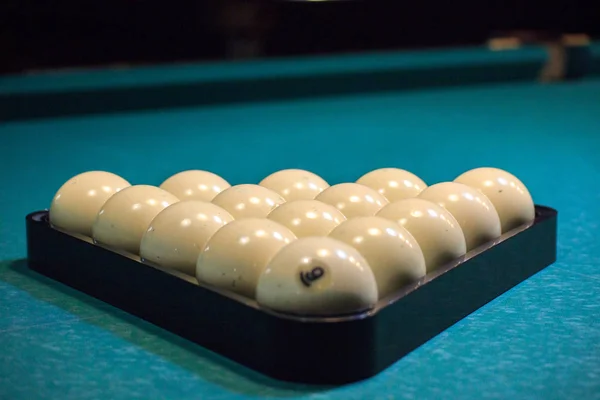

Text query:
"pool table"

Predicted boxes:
[[1, 42, 600, 399]]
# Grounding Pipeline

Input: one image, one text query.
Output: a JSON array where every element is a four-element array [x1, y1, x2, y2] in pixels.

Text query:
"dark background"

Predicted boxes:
[[2, 0, 599, 75]]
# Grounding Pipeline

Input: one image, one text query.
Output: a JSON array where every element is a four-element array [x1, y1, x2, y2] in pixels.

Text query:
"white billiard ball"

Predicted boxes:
[[92, 185, 179, 255], [267, 200, 346, 237], [196, 218, 297, 298], [315, 183, 389, 219], [160, 170, 230, 202], [256, 237, 378, 316], [212, 184, 286, 219], [259, 169, 329, 201], [356, 168, 427, 202], [454, 167, 535, 233], [329, 216, 426, 299], [418, 182, 501, 251], [140, 200, 234, 276], [377, 198, 466, 273], [49, 171, 131, 237]]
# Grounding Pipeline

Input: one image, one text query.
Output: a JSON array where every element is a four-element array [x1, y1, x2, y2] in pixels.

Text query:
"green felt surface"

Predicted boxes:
[[1, 51, 600, 399]]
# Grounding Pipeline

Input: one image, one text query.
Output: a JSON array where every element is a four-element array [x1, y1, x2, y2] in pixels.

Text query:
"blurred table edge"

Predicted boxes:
[[2, 40, 599, 123]]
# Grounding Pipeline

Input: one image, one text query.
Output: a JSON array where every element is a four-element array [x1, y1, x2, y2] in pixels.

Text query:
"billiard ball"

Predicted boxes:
[[92, 185, 179, 255], [454, 167, 535, 233], [49, 171, 131, 237], [377, 198, 466, 273], [418, 182, 501, 251], [329, 217, 426, 299], [267, 199, 346, 237], [356, 168, 427, 202], [159, 170, 230, 202], [255, 237, 378, 316], [259, 169, 329, 201], [139, 200, 234, 276], [212, 184, 286, 219], [196, 218, 297, 298], [315, 183, 389, 219]]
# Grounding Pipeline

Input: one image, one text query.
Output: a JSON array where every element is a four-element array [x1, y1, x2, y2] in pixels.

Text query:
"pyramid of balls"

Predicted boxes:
[[49, 167, 535, 316]]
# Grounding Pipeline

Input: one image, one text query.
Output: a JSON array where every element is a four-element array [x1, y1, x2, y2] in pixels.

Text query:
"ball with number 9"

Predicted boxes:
[[256, 237, 378, 316]]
